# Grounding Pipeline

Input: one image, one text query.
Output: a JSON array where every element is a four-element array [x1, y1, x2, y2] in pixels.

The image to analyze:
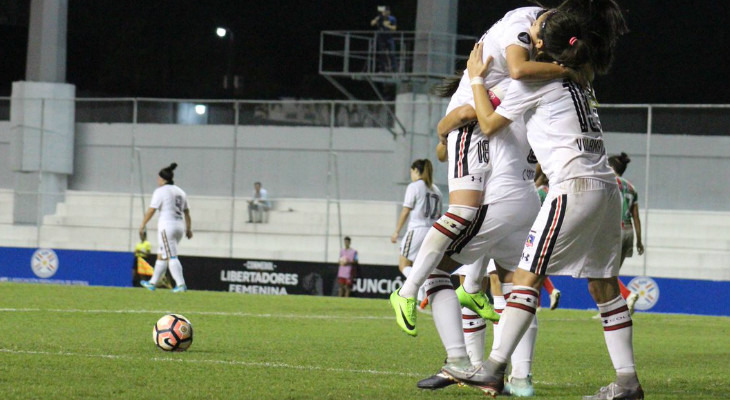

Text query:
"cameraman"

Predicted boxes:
[[370, 6, 397, 72]]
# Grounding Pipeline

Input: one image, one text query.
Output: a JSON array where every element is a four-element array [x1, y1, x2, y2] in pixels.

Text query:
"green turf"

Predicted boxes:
[[0, 283, 728, 399]]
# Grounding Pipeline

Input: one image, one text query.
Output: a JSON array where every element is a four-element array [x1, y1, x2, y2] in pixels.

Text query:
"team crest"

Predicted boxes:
[[525, 234, 535, 247], [627, 277, 660, 311], [518, 32, 531, 45]]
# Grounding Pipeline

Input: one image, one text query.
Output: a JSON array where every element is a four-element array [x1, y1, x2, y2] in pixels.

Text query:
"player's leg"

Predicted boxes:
[[543, 277, 561, 310], [143, 227, 171, 290], [166, 225, 186, 291]]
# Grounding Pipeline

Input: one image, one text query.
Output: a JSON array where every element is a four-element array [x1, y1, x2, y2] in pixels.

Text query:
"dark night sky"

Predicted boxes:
[[1, 0, 729, 103]]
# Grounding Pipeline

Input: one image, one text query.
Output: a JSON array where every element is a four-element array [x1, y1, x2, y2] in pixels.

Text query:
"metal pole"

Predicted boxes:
[[128, 99, 140, 250], [35, 99, 45, 247], [642, 106, 652, 277], [324, 102, 334, 262], [229, 101, 239, 258], [333, 153, 342, 245]]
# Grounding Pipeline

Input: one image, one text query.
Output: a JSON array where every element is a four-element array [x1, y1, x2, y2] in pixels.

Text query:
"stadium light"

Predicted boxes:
[[215, 27, 235, 91], [194, 105, 207, 115]]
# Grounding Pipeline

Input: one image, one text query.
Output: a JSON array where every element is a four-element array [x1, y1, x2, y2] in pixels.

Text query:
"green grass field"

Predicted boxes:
[[0, 283, 728, 399]]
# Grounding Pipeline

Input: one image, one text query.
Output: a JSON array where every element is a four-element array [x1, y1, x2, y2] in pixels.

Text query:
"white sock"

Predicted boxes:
[[149, 259, 169, 285], [490, 286, 538, 364], [598, 295, 636, 374], [462, 258, 486, 293], [168, 258, 186, 287], [462, 307, 486, 365], [427, 271, 468, 360], [510, 313, 538, 379], [491, 293, 506, 351], [400, 206, 478, 298]]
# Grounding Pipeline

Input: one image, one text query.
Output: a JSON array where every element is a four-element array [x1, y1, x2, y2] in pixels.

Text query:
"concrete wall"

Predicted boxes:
[[1, 121, 729, 211]]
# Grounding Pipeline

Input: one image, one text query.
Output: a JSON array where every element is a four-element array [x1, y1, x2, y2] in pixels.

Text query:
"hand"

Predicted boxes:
[[636, 242, 644, 255], [186, 229, 193, 239], [467, 42, 492, 80], [390, 233, 398, 243], [139, 227, 146, 242]]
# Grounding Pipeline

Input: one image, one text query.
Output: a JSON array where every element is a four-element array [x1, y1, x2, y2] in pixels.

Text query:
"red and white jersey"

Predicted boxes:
[[446, 7, 541, 114], [496, 79, 615, 185], [150, 184, 189, 224], [403, 180, 443, 230]]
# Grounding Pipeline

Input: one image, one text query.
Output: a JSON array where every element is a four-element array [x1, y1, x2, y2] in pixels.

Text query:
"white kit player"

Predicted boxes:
[[140, 162, 193, 293], [443, 5, 643, 400], [393, 6, 579, 395], [391, 159, 442, 304]]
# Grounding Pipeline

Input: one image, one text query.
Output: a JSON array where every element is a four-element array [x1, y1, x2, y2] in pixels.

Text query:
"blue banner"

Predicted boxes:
[[539, 275, 730, 317], [0, 247, 133, 287]]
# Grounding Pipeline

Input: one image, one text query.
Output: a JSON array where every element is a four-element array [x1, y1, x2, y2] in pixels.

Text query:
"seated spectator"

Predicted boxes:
[[247, 181, 271, 223]]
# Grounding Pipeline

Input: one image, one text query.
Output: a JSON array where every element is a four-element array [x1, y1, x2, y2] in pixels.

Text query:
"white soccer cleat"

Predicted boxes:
[[626, 292, 639, 315], [549, 289, 561, 310]]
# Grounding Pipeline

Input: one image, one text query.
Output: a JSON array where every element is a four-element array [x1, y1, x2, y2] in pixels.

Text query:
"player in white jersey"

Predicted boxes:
[[139, 162, 193, 293], [391, 159, 442, 304], [443, 5, 643, 400]]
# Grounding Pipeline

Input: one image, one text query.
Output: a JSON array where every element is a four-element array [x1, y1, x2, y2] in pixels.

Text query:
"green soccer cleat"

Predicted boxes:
[[140, 280, 156, 291], [389, 288, 417, 336], [455, 286, 500, 322], [504, 374, 535, 397]]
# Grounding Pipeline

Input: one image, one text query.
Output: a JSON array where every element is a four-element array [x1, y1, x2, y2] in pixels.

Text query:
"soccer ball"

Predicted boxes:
[[153, 314, 193, 352]]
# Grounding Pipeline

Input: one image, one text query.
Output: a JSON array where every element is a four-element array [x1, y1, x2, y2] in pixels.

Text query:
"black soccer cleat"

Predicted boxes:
[[417, 372, 457, 390]]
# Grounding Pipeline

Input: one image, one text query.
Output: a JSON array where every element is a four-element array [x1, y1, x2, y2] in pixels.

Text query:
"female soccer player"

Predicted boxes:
[[139, 162, 193, 292], [391, 159, 442, 305], [443, 4, 643, 399]]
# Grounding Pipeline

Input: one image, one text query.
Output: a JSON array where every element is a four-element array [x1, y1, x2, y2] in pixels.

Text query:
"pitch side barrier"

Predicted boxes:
[[1, 247, 728, 317]]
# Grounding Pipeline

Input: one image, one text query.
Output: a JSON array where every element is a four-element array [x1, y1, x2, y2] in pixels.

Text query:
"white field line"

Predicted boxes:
[[0, 308, 393, 320], [0, 348, 423, 377]]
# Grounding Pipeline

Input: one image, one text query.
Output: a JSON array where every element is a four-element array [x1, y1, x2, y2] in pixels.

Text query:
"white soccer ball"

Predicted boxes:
[[153, 314, 193, 352]]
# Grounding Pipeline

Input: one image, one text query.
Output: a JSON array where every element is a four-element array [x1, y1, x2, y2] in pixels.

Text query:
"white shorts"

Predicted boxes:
[[518, 178, 621, 279], [620, 227, 634, 264], [452, 255, 487, 276], [446, 193, 540, 271], [400, 226, 429, 261], [447, 122, 490, 192], [157, 220, 185, 259]]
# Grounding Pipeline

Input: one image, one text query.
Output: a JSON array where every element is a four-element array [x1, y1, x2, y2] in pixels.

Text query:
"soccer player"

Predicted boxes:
[[609, 153, 643, 312], [336, 236, 358, 297], [140, 162, 193, 292], [391, 159, 442, 305], [443, 4, 643, 399]]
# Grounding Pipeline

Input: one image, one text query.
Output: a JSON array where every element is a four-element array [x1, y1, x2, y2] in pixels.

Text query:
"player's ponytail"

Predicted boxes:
[[411, 159, 434, 189], [158, 162, 177, 184], [431, 76, 462, 98], [608, 152, 630, 176]]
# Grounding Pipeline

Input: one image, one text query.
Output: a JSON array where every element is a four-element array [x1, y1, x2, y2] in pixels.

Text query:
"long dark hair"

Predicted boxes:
[[158, 162, 177, 184], [554, 0, 628, 75], [431, 76, 462, 98], [535, 11, 591, 69], [411, 159, 434, 189], [608, 152, 630, 176]]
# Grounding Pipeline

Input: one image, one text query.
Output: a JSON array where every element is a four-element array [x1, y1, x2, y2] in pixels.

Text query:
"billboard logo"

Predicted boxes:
[[627, 276, 660, 311], [31, 248, 59, 279]]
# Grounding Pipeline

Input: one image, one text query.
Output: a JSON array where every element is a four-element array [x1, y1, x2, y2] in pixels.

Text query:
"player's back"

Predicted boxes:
[[483, 120, 538, 205], [405, 180, 442, 230], [151, 184, 188, 223]]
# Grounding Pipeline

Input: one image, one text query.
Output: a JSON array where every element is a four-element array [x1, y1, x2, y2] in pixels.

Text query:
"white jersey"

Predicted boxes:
[[150, 184, 189, 225], [483, 121, 538, 205], [446, 7, 541, 114], [403, 180, 442, 230], [496, 79, 615, 185]]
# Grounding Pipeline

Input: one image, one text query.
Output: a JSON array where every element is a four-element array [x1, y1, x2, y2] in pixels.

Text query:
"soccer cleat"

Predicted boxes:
[[389, 289, 417, 336], [419, 297, 429, 310], [626, 292, 639, 315], [455, 286, 500, 322], [140, 280, 156, 291], [441, 361, 505, 397], [549, 288, 561, 310], [417, 372, 458, 390], [172, 284, 188, 293], [504, 375, 535, 397], [582, 382, 644, 400]]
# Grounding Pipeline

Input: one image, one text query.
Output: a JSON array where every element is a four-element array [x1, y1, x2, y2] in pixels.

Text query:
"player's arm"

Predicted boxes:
[[631, 203, 643, 255], [391, 207, 412, 243], [467, 43, 512, 136], [506, 45, 585, 85], [436, 142, 447, 162], [139, 207, 156, 241], [383, 18, 396, 31], [437, 104, 476, 144], [184, 209, 193, 239]]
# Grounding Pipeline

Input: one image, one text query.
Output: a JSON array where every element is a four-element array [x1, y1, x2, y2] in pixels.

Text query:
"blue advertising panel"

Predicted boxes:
[[539, 275, 730, 317], [0, 247, 133, 287]]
